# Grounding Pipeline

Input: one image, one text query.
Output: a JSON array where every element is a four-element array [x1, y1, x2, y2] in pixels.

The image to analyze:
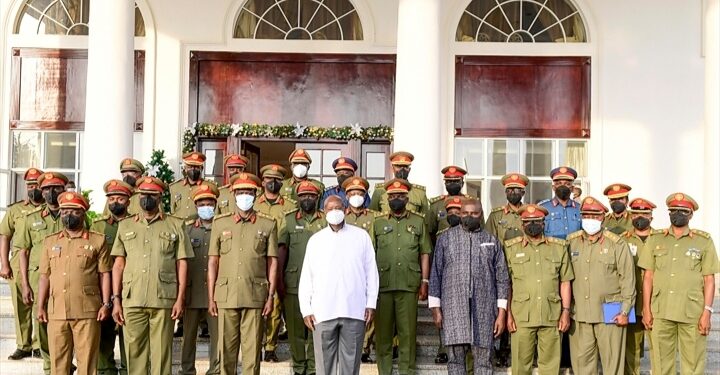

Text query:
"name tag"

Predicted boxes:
[[222, 230, 232, 236], [295, 225, 304, 230], [52, 245, 62, 253], [32, 221, 43, 228], [571, 251, 580, 257], [628, 244, 637, 256], [686, 248, 701, 259], [191, 238, 201, 247], [515, 253, 525, 257]]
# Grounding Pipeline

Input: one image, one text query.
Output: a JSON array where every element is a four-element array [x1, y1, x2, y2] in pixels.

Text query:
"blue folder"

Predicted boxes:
[[603, 302, 636, 324]]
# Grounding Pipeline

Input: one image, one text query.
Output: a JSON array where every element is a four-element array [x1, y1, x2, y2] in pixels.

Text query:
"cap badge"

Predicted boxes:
[[675, 193, 684, 201], [272, 165, 278, 171], [338, 158, 345, 164], [145, 177, 152, 183], [191, 154, 199, 160], [449, 167, 456, 173], [586, 197, 594, 204], [559, 167, 567, 173], [110, 181, 117, 186], [124, 159, 132, 165], [45, 173, 54, 179], [528, 206, 536, 213], [511, 175, 518, 180], [613, 185, 621, 191], [393, 182, 401, 188], [201, 185, 209, 191], [353, 178, 360, 184], [64, 193, 74, 200]]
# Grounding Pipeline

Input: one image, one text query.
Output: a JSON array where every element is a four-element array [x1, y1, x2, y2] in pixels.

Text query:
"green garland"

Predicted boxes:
[[183, 122, 393, 153]]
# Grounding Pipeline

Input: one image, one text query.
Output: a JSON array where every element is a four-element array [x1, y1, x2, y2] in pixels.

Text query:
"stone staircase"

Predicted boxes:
[[0, 278, 718, 374]]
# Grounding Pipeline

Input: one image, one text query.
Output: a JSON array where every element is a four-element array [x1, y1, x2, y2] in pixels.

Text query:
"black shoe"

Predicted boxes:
[[32, 349, 41, 358], [8, 349, 32, 360], [361, 353, 374, 363], [392, 346, 398, 359], [173, 327, 183, 338], [434, 353, 448, 364], [264, 350, 279, 362], [199, 327, 210, 338]]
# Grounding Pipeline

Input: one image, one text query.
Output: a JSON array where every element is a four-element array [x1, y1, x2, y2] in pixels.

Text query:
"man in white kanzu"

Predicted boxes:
[[299, 195, 379, 375]]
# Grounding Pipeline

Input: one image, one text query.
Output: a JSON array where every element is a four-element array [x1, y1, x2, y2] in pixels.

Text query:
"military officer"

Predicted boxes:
[[639, 193, 719, 375], [319, 157, 369, 209], [369, 151, 429, 216], [280, 149, 325, 202], [111, 176, 193, 375], [504, 204, 573, 375], [118, 158, 145, 215], [539, 166, 581, 240], [372, 179, 432, 375], [0, 167, 43, 360], [15, 171, 69, 374], [278, 181, 327, 375], [208, 172, 278, 375], [170, 151, 213, 219], [217, 154, 249, 215], [604, 183, 633, 233], [36, 192, 112, 375], [92, 179, 136, 375], [486, 173, 530, 245], [567, 197, 635, 375], [427, 166, 474, 244], [255, 164, 297, 363], [621, 198, 657, 375]]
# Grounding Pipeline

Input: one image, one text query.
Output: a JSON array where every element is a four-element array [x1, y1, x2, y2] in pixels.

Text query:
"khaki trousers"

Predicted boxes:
[[123, 307, 174, 375], [510, 326, 561, 375], [651, 318, 707, 375], [48, 318, 100, 375], [218, 308, 264, 375], [568, 321, 625, 375]]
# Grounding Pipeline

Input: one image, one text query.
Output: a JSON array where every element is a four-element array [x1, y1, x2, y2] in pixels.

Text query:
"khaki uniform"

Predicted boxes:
[[280, 178, 325, 203], [182, 218, 220, 375], [14, 205, 64, 374], [485, 204, 523, 244], [369, 183, 429, 217], [567, 230, 636, 375], [40, 229, 111, 375], [102, 193, 143, 217], [604, 211, 633, 234], [279, 209, 326, 375], [637, 228, 720, 375], [170, 179, 210, 219], [210, 211, 278, 375], [0, 200, 40, 354], [91, 214, 133, 375], [216, 185, 235, 215], [111, 213, 193, 375], [504, 235, 574, 375], [621, 229, 653, 375], [427, 194, 476, 239], [372, 211, 432, 375], [254, 195, 297, 353]]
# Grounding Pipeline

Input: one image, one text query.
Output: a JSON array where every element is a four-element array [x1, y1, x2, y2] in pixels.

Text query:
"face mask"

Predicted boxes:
[[507, 192, 523, 205], [61, 214, 83, 230], [139, 195, 159, 212], [581, 218, 602, 235], [461, 216, 482, 232], [348, 195, 365, 208], [524, 221, 544, 237], [447, 214, 461, 227], [197, 206, 216, 220], [394, 169, 409, 180], [264, 180, 282, 194], [610, 201, 626, 214], [66, 188, 76, 193], [28, 188, 43, 203], [337, 175, 351, 187], [326, 209, 345, 225], [123, 175, 137, 187], [235, 194, 255, 211], [108, 203, 127, 216], [632, 216, 650, 231], [187, 169, 202, 181], [300, 198, 317, 213], [292, 164, 308, 179], [388, 198, 407, 213], [555, 185, 571, 200], [669, 210, 690, 227], [445, 182, 462, 196], [43, 189, 60, 205]]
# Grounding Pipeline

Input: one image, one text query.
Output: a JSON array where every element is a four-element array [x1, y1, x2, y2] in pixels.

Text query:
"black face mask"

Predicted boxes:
[[299, 198, 317, 213], [394, 169, 409, 180], [187, 169, 202, 181], [139, 195, 159, 212], [461, 216, 482, 232], [610, 201, 626, 214], [388, 198, 407, 213], [123, 175, 137, 187], [555, 185, 571, 200], [669, 211, 690, 227], [43, 189, 60, 205], [447, 214, 461, 227], [445, 182, 462, 196], [632, 217, 651, 231], [28, 188, 43, 203], [109, 203, 128, 216], [337, 175, 351, 187], [507, 192, 523, 205], [61, 214, 83, 230], [524, 222, 544, 237], [265, 180, 282, 194]]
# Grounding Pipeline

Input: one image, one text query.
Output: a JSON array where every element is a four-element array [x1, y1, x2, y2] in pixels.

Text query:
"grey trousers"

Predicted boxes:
[[447, 344, 493, 375], [312, 318, 366, 375]]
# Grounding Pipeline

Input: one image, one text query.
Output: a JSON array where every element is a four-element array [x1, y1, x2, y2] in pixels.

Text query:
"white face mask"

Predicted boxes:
[[326, 209, 345, 225], [292, 164, 308, 178], [235, 194, 255, 211], [197, 206, 215, 220], [348, 195, 365, 208], [581, 218, 602, 235]]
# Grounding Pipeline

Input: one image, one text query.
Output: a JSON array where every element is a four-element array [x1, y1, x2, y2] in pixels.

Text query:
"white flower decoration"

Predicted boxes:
[[350, 123, 363, 137], [294, 122, 307, 137]]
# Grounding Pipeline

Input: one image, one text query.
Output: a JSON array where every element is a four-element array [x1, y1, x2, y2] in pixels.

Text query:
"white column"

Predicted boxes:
[[393, 0, 442, 196], [82, 1, 135, 211], [704, 0, 719, 242]]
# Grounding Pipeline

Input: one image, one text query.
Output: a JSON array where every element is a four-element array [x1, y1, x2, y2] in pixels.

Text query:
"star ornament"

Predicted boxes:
[[350, 123, 363, 137], [294, 122, 307, 137]]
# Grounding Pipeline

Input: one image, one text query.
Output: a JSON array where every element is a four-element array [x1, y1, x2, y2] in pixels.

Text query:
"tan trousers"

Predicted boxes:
[[624, 321, 645, 375], [568, 321, 625, 375], [181, 308, 220, 375], [218, 308, 264, 375], [48, 319, 100, 375], [510, 326, 561, 375], [651, 318, 707, 375], [123, 307, 174, 375], [263, 294, 283, 351]]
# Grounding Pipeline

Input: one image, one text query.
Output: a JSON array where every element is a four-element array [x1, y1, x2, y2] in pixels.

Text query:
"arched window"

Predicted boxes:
[[457, 0, 586, 43], [234, 0, 363, 40], [14, 0, 146, 36]]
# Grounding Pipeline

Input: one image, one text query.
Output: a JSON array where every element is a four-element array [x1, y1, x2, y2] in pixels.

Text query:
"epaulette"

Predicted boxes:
[[366, 209, 380, 216], [436, 227, 450, 237], [603, 230, 621, 242], [7, 201, 21, 208], [691, 229, 711, 238], [537, 199, 551, 206], [167, 214, 184, 221], [256, 211, 275, 222], [650, 229, 665, 235], [546, 237, 567, 245], [375, 182, 385, 188], [409, 210, 425, 219], [25, 205, 44, 216], [491, 206, 504, 213], [429, 195, 445, 204], [213, 212, 233, 221], [608, 226, 625, 235], [285, 208, 300, 216], [284, 197, 297, 205], [185, 218, 196, 226], [219, 184, 230, 190], [412, 184, 425, 191], [169, 179, 183, 186], [47, 229, 64, 238], [374, 211, 389, 218], [92, 215, 110, 223], [88, 230, 105, 238], [324, 185, 338, 193], [118, 214, 137, 222], [566, 230, 584, 240], [504, 236, 523, 247]]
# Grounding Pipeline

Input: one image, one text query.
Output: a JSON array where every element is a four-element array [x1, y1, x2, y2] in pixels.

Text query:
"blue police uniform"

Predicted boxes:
[[539, 197, 582, 239]]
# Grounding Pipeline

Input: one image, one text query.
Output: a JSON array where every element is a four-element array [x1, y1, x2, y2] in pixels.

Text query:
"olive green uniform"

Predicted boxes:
[[372, 211, 431, 375], [40, 229, 111, 375], [102, 193, 142, 217], [280, 178, 325, 203], [370, 183, 429, 217], [111, 213, 194, 375], [485, 204, 523, 244], [0, 200, 40, 355], [621, 229, 653, 375], [170, 179, 211, 219], [279, 209, 326, 375], [254, 195, 297, 354], [427, 194, 478, 241], [604, 211, 633, 234], [182, 217, 220, 375], [637, 228, 720, 375], [216, 185, 234, 216], [91, 214, 133, 375], [14, 205, 64, 374], [567, 230, 636, 375], [504, 235, 574, 375]]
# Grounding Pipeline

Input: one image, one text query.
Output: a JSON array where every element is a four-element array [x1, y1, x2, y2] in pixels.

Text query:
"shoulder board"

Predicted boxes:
[[256, 212, 275, 222], [436, 227, 450, 237], [374, 211, 389, 218], [504, 236, 523, 247], [691, 229, 711, 238], [537, 199, 551, 206], [25, 205, 44, 216], [47, 229, 63, 238], [7, 201, 22, 208], [375, 182, 385, 188], [284, 197, 297, 205], [88, 230, 105, 238], [603, 230, 621, 242], [324, 185, 338, 193], [169, 179, 183, 186], [185, 218, 196, 226], [213, 212, 233, 221], [408, 210, 425, 219], [650, 229, 666, 235], [219, 184, 230, 190], [429, 195, 445, 204], [546, 237, 567, 245], [167, 214, 184, 221], [566, 230, 584, 240], [119, 214, 137, 222], [285, 208, 300, 216], [412, 184, 425, 190], [491, 206, 504, 213], [366, 209, 380, 216], [92, 215, 110, 223]]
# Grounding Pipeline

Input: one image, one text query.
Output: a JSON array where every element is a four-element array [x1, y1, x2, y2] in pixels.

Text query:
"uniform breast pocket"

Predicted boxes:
[[82, 285, 101, 312], [220, 233, 233, 255], [284, 266, 300, 289], [543, 256, 562, 277], [509, 255, 530, 278], [653, 249, 669, 270], [599, 254, 617, 274], [377, 262, 391, 288], [157, 272, 178, 299], [158, 232, 177, 255], [121, 232, 137, 253], [75, 247, 97, 269], [254, 232, 268, 254]]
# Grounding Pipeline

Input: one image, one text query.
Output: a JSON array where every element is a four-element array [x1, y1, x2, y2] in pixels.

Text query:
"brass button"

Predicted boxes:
[[537, 297, 541, 300], [536, 262, 540, 265], [670, 273, 675, 277], [672, 258, 677, 261], [585, 296, 589, 299], [63, 273, 66, 276], [536, 280, 541, 283], [63, 289, 66, 293], [584, 277, 588, 280], [669, 291, 674, 294], [142, 270, 146, 273], [397, 262, 401, 266]]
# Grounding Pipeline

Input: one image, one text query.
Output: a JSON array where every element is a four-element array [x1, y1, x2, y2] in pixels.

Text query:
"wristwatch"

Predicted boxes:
[[103, 301, 113, 310], [111, 294, 121, 302], [421, 279, 430, 284], [705, 305, 715, 313]]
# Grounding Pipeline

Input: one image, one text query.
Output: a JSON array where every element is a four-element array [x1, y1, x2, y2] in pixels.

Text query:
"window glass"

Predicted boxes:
[[44, 132, 77, 169], [454, 138, 484, 176], [524, 140, 552, 177], [559, 140, 587, 177], [488, 139, 520, 176], [322, 150, 342, 175], [12, 132, 42, 168], [365, 152, 386, 179]]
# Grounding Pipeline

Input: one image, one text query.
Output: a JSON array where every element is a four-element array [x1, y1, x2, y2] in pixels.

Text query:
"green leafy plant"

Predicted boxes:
[[145, 149, 175, 213], [80, 189, 99, 226]]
